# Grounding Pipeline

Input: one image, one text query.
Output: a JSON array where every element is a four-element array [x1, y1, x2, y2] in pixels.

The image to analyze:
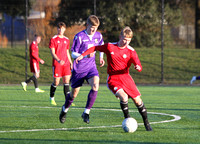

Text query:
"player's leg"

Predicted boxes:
[[34, 72, 45, 93], [190, 76, 196, 84], [63, 75, 71, 100], [21, 63, 37, 91], [50, 77, 60, 105], [116, 89, 130, 118], [81, 76, 99, 124], [132, 96, 152, 131], [59, 87, 80, 123], [191, 75, 200, 84]]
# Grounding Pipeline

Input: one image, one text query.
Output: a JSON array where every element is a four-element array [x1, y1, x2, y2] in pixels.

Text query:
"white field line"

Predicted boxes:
[[0, 106, 181, 133]]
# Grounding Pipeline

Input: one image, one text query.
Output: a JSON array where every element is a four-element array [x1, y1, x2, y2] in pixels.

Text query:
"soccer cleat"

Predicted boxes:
[[72, 103, 75, 106], [59, 106, 67, 123], [81, 112, 90, 124], [144, 120, 153, 131], [21, 82, 27, 91], [50, 98, 57, 106], [190, 76, 196, 84], [35, 88, 45, 93]]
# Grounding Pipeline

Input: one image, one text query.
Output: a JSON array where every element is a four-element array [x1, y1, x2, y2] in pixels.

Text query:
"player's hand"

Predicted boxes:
[[99, 57, 105, 67], [58, 60, 65, 65], [70, 63, 73, 70], [40, 59, 45, 64], [134, 65, 141, 71], [87, 52, 95, 58], [76, 55, 84, 64]]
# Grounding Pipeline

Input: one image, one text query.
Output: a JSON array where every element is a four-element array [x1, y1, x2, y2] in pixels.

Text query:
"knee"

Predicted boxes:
[[92, 83, 99, 91], [133, 97, 143, 106]]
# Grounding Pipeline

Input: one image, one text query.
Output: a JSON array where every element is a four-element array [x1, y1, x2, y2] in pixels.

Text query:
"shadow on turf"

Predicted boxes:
[[0, 138, 163, 144], [148, 107, 200, 111]]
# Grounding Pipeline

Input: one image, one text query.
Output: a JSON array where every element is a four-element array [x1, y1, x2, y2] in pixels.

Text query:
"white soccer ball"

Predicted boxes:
[[122, 117, 138, 133]]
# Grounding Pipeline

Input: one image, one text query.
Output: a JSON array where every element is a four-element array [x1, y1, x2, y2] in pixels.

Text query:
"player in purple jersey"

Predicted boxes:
[[59, 15, 105, 124], [190, 76, 200, 84]]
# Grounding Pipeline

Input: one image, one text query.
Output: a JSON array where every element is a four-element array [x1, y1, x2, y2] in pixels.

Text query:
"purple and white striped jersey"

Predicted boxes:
[[71, 30, 104, 73]]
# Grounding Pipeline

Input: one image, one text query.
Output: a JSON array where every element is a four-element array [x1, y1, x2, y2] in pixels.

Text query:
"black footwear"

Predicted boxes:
[[81, 112, 90, 124], [59, 107, 67, 124], [144, 120, 153, 131]]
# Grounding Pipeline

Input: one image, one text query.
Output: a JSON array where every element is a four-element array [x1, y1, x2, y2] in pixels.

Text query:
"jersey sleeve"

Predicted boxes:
[[49, 38, 55, 49], [131, 50, 142, 72], [30, 44, 41, 62], [81, 43, 108, 57], [71, 35, 81, 53]]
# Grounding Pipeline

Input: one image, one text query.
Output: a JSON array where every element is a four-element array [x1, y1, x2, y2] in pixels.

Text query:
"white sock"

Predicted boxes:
[[84, 108, 90, 114], [63, 105, 69, 113], [50, 97, 55, 100]]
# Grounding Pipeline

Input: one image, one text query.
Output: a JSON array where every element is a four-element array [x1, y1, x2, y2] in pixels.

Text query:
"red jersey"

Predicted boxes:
[[81, 42, 142, 75], [30, 41, 41, 65], [49, 35, 70, 66]]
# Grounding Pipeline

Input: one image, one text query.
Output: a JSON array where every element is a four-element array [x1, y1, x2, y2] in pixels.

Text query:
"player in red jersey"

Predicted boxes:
[[76, 26, 152, 131], [49, 22, 73, 106], [21, 34, 45, 93]]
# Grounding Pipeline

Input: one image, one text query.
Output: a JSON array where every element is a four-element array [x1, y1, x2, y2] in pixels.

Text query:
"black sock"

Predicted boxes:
[[25, 76, 35, 84], [50, 83, 57, 98], [64, 83, 70, 100], [137, 103, 148, 122], [120, 101, 130, 118], [32, 76, 38, 88]]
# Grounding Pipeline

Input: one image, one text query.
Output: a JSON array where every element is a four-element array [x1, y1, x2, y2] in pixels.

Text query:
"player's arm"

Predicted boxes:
[[76, 44, 107, 63], [50, 48, 65, 65], [67, 49, 73, 70], [75, 46, 96, 63], [99, 38, 105, 67], [131, 51, 142, 72]]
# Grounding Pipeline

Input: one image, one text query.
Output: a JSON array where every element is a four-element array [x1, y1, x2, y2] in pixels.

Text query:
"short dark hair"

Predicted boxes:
[[34, 34, 41, 38], [57, 22, 66, 28]]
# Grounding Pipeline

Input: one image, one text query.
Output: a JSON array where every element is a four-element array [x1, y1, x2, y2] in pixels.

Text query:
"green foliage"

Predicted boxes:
[[56, 0, 183, 47], [0, 0, 32, 18], [54, 0, 94, 27]]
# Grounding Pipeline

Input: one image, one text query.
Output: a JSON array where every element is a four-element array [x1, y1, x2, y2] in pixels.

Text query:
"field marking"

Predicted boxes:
[[0, 106, 181, 133]]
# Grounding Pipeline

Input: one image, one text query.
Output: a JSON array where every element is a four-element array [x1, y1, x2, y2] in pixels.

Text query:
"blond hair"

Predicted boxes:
[[87, 15, 100, 26], [120, 26, 133, 38]]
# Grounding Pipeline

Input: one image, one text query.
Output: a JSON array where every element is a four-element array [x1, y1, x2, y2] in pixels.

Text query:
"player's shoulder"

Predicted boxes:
[[50, 35, 59, 42], [75, 30, 85, 37], [127, 45, 135, 52], [31, 41, 37, 47], [63, 36, 69, 40], [74, 30, 85, 40], [51, 35, 58, 39]]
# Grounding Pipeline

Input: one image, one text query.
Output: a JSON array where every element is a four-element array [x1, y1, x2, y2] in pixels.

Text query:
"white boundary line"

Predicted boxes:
[[0, 106, 181, 133]]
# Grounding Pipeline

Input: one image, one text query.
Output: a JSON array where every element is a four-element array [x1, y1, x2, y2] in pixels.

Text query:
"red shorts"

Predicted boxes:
[[30, 62, 39, 73], [53, 65, 71, 78], [107, 74, 141, 99]]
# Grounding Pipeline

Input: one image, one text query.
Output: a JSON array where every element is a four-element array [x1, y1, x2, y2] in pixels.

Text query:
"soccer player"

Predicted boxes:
[[49, 22, 73, 106], [190, 76, 200, 84], [21, 34, 45, 93], [75, 26, 152, 131], [59, 15, 105, 124]]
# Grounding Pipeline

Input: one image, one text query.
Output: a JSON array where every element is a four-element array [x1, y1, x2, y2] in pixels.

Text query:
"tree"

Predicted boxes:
[[55, 0, 183, 47], [54, 0, 93, 27], [0, 0, 31, 18]]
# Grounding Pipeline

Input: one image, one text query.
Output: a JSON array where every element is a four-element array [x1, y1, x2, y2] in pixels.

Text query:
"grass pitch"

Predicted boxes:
[[0, 85, 199, 144]]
